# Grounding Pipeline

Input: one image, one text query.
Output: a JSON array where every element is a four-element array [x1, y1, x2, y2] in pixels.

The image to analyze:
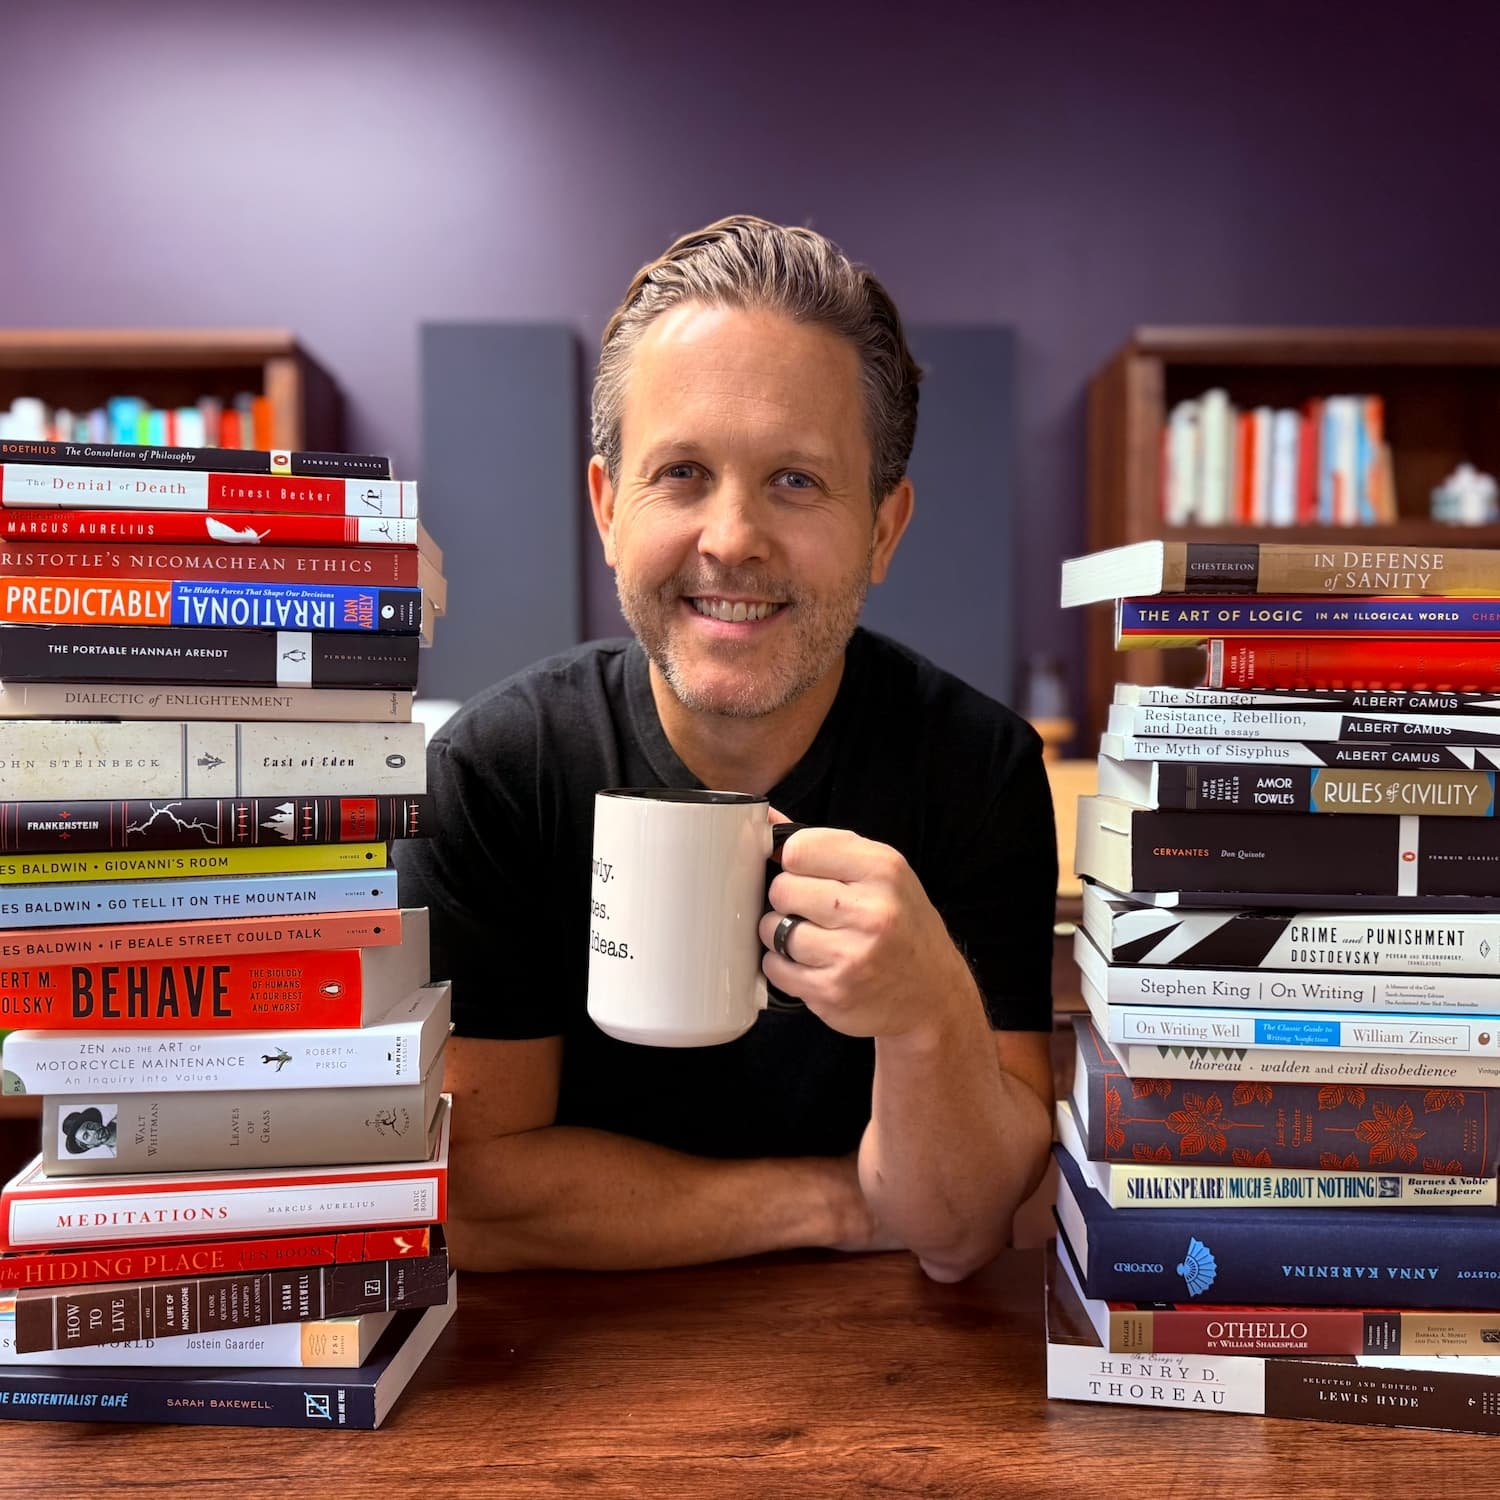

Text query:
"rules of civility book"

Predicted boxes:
[[0, 1098, 450, 1250]]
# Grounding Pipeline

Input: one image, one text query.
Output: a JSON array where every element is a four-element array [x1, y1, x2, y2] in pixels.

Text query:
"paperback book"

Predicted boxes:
[[1, 509, 424, 549], [0, 682, 413, 723], [0, 842, 385, 887], [0, 443, 392, 480]]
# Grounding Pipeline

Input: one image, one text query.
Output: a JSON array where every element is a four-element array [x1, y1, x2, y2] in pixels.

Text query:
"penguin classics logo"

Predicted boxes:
[[1177, 1236, 1217, 1297]]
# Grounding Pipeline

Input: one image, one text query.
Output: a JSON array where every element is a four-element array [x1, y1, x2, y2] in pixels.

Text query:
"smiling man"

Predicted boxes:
[[394, 216, 1057, 1281]]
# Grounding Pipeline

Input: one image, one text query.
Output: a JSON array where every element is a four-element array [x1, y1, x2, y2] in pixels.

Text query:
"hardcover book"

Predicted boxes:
[[1117, 595, 1500, 649], [1, 980, 451, 1096], [0, 796, 430, 854], [1207, 637, 1500, 693], [0, 1276, 456, 1428], [0, 869, 399, 931], [0, 1098, 450, 1250], [0, 910, 429, 1032], [1046, 1239, 1500, 1435], [0, 444, 393, 481], [0, 682, 413, 723], [0, 624, 420, 688], [0, 720, 425, 800], [1069, 1015, 1500, 1175], [40, 1051, 445, 1175]]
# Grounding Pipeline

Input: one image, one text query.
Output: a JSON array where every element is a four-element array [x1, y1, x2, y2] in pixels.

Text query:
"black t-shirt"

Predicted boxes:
[[393, 628, 1056, 1160]]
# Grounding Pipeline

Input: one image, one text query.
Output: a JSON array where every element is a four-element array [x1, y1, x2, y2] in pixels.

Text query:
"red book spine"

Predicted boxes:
[[1208, 637, 1500, 691], [0, 509, 419, 546], [0, 1226, 433, 1288], [0, 543, 418, 587], [1117, 1304, 1368, 1356], [1296, 399, 1321, 523]]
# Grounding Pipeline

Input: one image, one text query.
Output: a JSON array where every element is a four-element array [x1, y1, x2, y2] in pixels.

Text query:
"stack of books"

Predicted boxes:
[[0, 437, 455, 1429], [1048, 536, 1500, 1436]]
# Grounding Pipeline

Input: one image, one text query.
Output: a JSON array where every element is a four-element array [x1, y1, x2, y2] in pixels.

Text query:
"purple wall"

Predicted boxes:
[[6, 0, 1499, 719]]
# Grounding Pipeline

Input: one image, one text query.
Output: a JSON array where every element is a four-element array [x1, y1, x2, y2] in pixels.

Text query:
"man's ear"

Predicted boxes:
[[869, 477, 914, 585], [587, 454, 618, 568]]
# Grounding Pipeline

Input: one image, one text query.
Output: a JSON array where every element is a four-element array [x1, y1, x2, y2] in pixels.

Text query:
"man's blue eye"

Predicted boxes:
[[663, 464, 697, 480], [781, 472, 815, 489]]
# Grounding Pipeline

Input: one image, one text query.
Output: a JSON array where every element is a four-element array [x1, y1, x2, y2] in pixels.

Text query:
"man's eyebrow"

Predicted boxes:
[[636, 442, 841, 474]]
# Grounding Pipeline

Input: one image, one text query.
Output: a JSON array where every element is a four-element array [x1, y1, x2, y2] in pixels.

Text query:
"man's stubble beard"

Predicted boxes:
[[617, 546, 874, 720]]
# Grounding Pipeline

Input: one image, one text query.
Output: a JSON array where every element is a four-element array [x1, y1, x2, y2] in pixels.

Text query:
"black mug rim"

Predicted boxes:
[[597, 788, 766, 806]]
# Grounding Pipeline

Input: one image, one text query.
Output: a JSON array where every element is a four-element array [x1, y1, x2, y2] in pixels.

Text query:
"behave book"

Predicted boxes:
[[1056, 1099, 1493, 1210], [1062, 540, 1500, 607], [0, 720, 425, 800], [0, 870, 398, 931], [12, 1235, 450, 1352], [0, 681, 413, 723], [1046, 1240, 1500, 1435], [0, 1276, 456, 1428], [1, 980, 451, 1096], [0, 624, 420, 688], [1207, 638, 1500, 692], [0, 910, 430, 1031], [0, 908, 404, 965], [1068, 1014, 1500, 1175], [0, 443, 392, 481], [0, 1097, 450, 1249], [40, 1053, 445, 1175], [0, 842, 386, 887], [1117, 596, 1500, 649], [0, 795, 429, 854], [0, 1226, 435, 1290], [0, 578, 422, 634]]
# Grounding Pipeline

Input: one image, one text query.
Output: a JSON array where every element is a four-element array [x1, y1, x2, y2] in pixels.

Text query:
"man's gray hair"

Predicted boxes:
[[591, 215, 922, 506]]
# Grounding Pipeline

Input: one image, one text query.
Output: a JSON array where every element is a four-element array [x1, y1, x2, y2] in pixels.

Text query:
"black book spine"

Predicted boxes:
[[0, 796, 432, 852], [0, 441, 391, 479], [1154, 764, 1317, 811], [0, 625, 419, 687]]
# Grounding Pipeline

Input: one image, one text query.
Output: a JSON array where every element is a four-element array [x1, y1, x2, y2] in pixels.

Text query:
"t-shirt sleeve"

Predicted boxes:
[[392, 712, 566, 1041], [927, 727, 1057, 1032]]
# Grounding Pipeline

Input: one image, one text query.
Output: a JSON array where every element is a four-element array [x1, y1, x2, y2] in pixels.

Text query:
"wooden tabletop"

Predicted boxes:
[[0, 1246, 1491, 1496]]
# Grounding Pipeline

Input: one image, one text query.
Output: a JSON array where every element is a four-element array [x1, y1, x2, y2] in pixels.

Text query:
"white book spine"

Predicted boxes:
[[1197, 389, 1233, 525], [0, 683, 413, 723], [1269, 408, 1300, 525], [1099, 732, 1500, 769], [1047, 1340, 1267, 1413], [1166, 402, 1199, 525], [1110, 703, 1500, 744]]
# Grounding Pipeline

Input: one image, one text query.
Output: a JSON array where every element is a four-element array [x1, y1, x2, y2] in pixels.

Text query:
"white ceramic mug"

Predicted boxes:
[[586, 788, 803, 1047]]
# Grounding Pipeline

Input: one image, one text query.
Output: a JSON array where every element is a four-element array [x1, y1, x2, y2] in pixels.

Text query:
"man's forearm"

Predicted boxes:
[[858, 974, 1052, 1283], [445, 1124, 875, 1272]]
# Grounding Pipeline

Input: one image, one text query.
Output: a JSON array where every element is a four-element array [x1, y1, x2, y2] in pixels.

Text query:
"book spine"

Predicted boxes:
[[0, 578, 423, 634], [1047, 1339, 1265, 1414], [1156, 542, 1500, 597], [1118, 685, 1500, 715], [0, 870, 399, 930], [15, 1247, 449, 1352], [0, 908, 402, 964], [1209, 638, 1500, 692], [0, 509, 421, 547], [1102, 1163, 1493, 1208], [1056, 1147, 1500, 1307], [0, 682, 413, 723], [1119, 595, 1500, 649], [1113, 702, 1500, 746], [0, 625, 420, 688], [1112, 1305, 1500, 1357], [0, 842, 385, 887], [1148, 764, 1497, 817], [1102, 733, 1500, 770], [0, 543, 419, 586], [0, 445, 392, 480], [0, 796, 430, 853], [0, 721, 425, 799], [1112, 1037, 1500, 1089], [1106, 1004, 1500, 1059], [1, 986, 447, 1097], [0, 1227, 433, 1289], [41, 1071, 441, 1174]]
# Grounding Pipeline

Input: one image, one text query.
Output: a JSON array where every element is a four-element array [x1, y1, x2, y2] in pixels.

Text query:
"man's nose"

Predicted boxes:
[[696, 483, 770, 568]]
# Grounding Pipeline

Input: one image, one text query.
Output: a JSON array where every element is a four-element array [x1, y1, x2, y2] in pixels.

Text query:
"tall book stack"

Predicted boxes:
[[1048, 537, 1500, 1436], [0, 439, 455, 1429]]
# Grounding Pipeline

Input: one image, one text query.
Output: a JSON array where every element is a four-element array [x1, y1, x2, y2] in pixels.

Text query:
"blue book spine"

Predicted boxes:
[[1056, 1144, 1500, 1308], [0, 870, 397, 928], [169, 582, 421, 635], [1119, 595, 1500, 641]]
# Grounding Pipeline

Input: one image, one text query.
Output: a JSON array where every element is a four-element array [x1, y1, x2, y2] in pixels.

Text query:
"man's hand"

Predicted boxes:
[[758, 812, 974, 1042]]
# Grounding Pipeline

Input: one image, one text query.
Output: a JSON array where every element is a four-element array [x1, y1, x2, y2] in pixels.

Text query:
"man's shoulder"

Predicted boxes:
[[432, 637, 634, 764]]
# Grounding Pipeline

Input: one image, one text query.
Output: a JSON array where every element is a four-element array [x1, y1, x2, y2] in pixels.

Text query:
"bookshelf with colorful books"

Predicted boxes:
[[1085, 327, 1500, 745]]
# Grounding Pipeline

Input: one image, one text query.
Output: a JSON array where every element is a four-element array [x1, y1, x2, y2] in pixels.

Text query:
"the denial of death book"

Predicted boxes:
[[0, 624, 420, 688], [0, 908, 406, 964], [41, 1057, 446, 1175], [1, 979, 451, 1096], [0, 442, 394, 480], [0, 1281, 456, 1428], [1061, 540, 1500, 607], [0, 795, 430, 853], [0, 720, 425, 800]]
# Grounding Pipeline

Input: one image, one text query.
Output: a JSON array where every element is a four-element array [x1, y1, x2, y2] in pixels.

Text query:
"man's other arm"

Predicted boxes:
[[443, 1032, 896, 1272]]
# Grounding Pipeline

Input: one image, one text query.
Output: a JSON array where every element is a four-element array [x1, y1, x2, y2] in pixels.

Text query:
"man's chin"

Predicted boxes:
[[659, 667, 796, 720]]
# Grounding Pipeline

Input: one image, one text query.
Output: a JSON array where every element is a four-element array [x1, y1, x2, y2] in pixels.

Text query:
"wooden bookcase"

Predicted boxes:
[[1083, 327, 1500, 743], [0, 329, 343, 452]]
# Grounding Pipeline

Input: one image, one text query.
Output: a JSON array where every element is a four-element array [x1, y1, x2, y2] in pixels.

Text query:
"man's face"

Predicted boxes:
[[76, 1119, 107, 1148], [592, 303, 909, 719]]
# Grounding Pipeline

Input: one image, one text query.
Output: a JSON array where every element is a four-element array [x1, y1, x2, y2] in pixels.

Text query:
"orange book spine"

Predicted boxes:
[[0, 909, 402, 964]]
